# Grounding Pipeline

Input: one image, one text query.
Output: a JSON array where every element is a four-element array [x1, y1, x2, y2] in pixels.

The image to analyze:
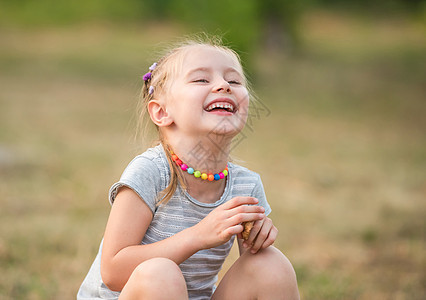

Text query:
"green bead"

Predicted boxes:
[[223, 170, 228, 176], [194, 170, 201, 178]]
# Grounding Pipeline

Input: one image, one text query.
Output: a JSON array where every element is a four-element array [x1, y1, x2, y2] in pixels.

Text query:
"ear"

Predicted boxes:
[[147, 99, 173, 127]]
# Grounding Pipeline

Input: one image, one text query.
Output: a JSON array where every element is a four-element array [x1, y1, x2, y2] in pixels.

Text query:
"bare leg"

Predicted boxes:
[[212, 246, 299, 300], [119, 257, 188, 300]]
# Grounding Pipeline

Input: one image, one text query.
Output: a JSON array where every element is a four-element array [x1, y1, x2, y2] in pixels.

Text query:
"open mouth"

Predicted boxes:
[[205, 102, 235, 113]]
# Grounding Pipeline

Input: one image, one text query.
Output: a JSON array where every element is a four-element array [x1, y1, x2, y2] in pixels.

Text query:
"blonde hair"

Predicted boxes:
[[137, 35, 251, 205]]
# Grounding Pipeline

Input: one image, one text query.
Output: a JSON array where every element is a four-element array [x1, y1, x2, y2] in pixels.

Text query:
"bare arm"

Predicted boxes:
[[100, 187, 201, 291], [101, 187, 265, 291]]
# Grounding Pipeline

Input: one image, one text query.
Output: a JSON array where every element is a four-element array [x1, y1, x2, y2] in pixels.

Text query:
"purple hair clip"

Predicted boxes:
[[143, 72, 151, 81], [143, 62, 158, 82]]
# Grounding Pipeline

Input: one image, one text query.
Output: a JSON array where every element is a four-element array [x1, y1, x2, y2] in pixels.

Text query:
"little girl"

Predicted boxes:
[[77, 37, 299, 300]]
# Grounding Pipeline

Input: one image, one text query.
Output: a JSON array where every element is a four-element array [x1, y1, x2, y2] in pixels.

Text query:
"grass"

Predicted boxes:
[[0, 10, 425, 299]]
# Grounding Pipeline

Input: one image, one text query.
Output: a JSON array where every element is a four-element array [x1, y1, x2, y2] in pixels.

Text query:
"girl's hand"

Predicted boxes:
[[240, 216, 277, 254], [192, 197, 265, 250]]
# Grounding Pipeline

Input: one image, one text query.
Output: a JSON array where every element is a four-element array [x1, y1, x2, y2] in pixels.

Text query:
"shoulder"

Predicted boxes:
[[130, 144, 168, 167], [123, 144, 169, 178], [228, 162, 271, 214], [229, 162, 262, 182], [228, 162, 263, 194], [109, 144, 170, 209]]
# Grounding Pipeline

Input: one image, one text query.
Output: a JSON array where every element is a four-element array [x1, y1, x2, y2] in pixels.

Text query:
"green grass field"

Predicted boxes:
[[0, 10, 425, 299]]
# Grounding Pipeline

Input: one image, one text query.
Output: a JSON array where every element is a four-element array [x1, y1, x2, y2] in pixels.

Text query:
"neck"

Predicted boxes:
[[164, 132, 231, 173], [161, 131, 232, 203]]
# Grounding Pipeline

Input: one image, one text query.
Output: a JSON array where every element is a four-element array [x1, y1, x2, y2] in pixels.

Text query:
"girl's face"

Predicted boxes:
[[165, 46, 249, 139]]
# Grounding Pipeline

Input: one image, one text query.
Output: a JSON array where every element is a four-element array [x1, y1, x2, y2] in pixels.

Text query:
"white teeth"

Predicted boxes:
[[206, 102, 234, 112]]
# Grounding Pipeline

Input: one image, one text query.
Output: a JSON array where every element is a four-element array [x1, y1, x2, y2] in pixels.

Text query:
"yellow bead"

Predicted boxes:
[[201, 173, 208, 180]]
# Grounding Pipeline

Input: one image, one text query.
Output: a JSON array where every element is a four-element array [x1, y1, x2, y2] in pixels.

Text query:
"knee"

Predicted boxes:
[[243, 247, 299, 292], [129, 258, 187, 295]]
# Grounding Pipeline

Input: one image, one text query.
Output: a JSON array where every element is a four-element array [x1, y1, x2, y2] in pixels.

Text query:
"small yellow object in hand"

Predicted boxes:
[[242, 221, 254, 240]]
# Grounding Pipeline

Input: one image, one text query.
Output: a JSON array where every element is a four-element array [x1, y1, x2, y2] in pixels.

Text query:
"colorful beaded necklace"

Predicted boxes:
[[170, 151, 228, 181]]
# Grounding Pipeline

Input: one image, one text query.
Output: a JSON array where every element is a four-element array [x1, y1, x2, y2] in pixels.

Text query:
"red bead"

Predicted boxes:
[[176, 159, 182, 166]]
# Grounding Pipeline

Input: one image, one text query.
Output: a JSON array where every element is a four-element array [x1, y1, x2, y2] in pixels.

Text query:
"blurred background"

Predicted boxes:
[[0, 0, 425, 299]]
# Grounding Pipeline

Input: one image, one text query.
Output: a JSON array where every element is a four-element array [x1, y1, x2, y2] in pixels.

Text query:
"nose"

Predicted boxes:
[[214, 79, 231, 93]]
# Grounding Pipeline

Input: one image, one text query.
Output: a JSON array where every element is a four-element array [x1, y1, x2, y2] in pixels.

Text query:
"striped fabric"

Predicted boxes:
[[77, 144, 271, 300]]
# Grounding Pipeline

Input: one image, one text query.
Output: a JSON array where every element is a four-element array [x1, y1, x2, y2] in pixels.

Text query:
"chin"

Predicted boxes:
[[206, 119, 245, 138]]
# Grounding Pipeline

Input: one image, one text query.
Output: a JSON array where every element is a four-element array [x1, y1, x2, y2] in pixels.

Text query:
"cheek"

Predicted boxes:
[[238, 89, 250, 114], [238, 86, 249, 101], [163, 87, 186, 115]]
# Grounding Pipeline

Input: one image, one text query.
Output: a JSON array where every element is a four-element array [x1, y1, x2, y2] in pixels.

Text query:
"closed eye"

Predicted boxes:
[[193, 79, 209, 83], [228, 80, 241, 85]]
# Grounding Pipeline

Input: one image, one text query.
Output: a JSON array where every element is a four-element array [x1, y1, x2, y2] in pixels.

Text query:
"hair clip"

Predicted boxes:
[[148, 86, 154, 95], [142, 62, 158, 82], [149, 62, 157, 71], [143, 72, 151, 81]]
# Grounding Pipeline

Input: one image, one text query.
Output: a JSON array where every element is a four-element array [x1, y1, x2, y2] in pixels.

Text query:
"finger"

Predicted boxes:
[[222, 197, 258, 210], [227, 204, 265, 218], [228, 212, 265, 227], [261, 225, 278, 249], [250, 219, 273, 253], [244, 218, 264, 246], [224, 224, 244, 238]]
